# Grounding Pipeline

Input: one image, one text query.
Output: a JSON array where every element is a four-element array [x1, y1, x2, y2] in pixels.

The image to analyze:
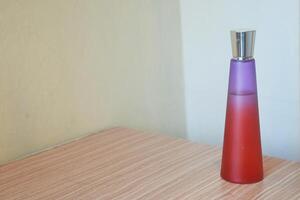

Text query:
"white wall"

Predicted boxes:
[[0, 0, 186, 165], [180, 0, 300, 161], [106, 0, 186, 138], [1, 0, 299, 164]]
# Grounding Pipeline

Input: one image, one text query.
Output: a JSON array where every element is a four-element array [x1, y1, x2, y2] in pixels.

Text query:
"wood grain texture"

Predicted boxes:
[[0, 127, 299, 200]]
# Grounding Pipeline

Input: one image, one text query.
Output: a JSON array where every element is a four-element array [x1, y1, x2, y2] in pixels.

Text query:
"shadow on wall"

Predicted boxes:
[[0, 0, 187, 165]]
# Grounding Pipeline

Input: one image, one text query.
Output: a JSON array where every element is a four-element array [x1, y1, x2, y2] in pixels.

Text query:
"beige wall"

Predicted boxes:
[[0, 0, 186, 164]]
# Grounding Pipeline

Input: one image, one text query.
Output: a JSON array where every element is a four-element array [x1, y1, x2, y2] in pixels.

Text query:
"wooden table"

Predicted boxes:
[[1, 128, 300, 199]]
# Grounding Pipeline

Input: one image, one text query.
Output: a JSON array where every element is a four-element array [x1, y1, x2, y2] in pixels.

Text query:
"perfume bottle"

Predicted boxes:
[[221, 30, 263, 184]]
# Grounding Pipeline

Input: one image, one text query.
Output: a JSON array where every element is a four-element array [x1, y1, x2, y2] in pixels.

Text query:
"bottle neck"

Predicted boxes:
[[232, 56, 254, 61]]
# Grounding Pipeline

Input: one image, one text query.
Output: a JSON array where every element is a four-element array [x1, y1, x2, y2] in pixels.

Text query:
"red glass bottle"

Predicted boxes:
[[221, 30, 263, 184]]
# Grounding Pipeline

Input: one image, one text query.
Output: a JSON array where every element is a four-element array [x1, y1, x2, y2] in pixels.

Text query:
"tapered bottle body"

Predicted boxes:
[[221, 58, 263, 183]]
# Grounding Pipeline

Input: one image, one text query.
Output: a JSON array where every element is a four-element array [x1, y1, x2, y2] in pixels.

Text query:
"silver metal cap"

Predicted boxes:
[[231, 29, 255, 60]]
